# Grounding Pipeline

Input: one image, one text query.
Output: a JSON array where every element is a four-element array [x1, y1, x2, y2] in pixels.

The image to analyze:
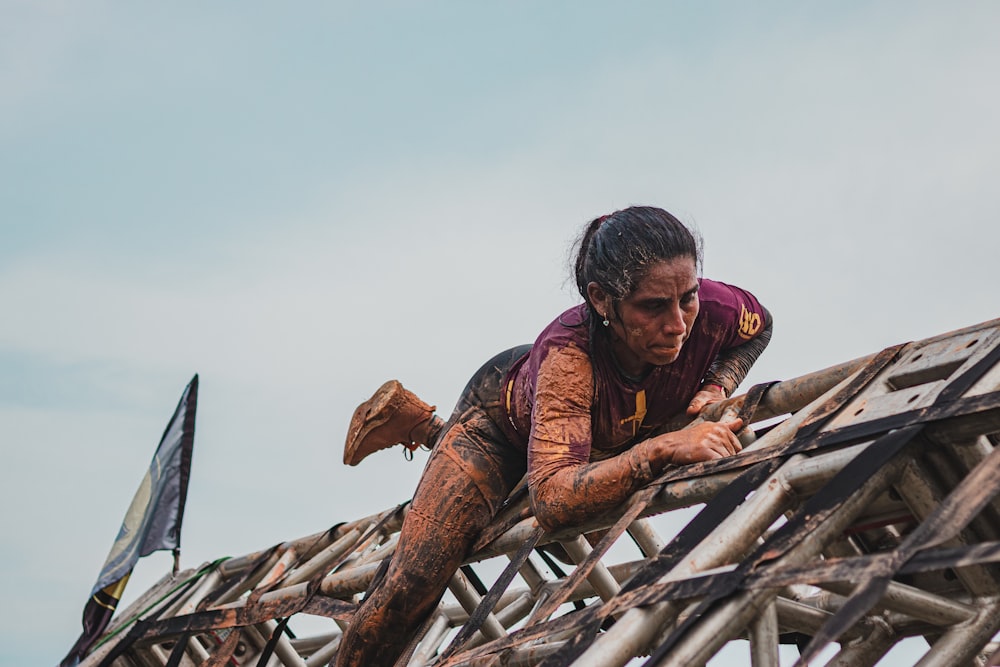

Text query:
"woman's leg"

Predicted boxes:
[[341, 345, 532, 466], [335, 410, 524, 666]]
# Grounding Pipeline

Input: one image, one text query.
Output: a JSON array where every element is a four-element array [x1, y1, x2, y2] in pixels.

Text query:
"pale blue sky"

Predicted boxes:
[[2, 2, 999, 665]]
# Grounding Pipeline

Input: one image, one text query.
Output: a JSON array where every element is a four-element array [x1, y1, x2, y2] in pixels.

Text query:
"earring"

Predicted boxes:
[[602, 313, 610, 327]]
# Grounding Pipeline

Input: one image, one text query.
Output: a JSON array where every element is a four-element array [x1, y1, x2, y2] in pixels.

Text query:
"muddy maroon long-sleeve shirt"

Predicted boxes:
[[502, 278, 767, 515]]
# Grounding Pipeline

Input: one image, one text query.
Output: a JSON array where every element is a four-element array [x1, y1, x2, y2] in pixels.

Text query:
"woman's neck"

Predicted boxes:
[[607, 336, 652, 382]]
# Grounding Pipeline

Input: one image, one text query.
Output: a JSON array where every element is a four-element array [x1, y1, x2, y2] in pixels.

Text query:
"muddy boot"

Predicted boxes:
[[343, 380, 446, 466]]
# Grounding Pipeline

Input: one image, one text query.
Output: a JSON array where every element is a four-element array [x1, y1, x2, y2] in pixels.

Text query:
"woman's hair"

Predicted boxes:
[[572, 206, 703, 308]]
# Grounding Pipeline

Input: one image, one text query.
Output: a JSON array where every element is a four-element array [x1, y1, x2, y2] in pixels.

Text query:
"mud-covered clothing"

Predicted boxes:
[[335, 348, 530, 667], [501, 279, 768, 528], [703, 313, 773, 398], [335, 280, 769, 667]]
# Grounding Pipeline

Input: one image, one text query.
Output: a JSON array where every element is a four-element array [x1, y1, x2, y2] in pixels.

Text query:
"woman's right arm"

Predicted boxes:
[[527, 345, 743, 532], [530, 421, 742, 532]]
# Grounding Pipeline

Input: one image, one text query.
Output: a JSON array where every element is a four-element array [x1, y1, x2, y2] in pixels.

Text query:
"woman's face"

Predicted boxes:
[[588, 256, 700, 376]]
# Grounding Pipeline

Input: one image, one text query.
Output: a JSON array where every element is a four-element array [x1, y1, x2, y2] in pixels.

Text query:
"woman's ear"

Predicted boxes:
[[586, 282, 613, 321]]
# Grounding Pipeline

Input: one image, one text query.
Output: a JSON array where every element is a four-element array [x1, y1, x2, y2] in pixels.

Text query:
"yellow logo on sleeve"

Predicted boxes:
[[738, 303, 762, 340]]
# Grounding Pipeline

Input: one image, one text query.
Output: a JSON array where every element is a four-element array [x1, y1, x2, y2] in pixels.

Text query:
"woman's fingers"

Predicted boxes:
[[685, 388, 727, 416], [659, 419, 748, 465], [700, 422, 742, 456]]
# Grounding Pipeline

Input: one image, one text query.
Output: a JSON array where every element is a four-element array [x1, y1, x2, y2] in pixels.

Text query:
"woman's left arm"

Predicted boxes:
[[686, 306, 773, 415]]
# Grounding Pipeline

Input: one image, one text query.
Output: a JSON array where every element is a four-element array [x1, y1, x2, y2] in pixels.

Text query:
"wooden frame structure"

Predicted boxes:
[[80, 317, 1000, 666]]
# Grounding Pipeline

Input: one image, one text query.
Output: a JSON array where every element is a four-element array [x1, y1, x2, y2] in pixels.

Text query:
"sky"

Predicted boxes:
[[2, 2, 999, 665]]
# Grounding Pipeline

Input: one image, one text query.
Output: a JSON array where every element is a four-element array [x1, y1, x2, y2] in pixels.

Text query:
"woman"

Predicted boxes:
[[336, 206, 772, 666]]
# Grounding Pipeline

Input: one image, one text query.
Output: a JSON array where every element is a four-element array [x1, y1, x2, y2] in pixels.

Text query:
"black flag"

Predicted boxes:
[[60, 375, 199, 667]]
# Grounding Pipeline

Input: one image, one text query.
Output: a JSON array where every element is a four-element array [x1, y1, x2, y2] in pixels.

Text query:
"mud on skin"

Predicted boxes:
[[335, 353, 527, 667], [527, 345, 659, 532]]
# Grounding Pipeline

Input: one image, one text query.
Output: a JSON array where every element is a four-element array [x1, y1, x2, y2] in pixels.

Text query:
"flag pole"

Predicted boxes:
[[60, 374, 199, 667]]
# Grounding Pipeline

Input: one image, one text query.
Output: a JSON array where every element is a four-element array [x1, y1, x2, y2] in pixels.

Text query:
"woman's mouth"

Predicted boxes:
[[650, 344, 682, 358]]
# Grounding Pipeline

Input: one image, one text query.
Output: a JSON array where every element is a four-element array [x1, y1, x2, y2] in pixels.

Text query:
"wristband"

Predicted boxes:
[[703, 383, 726, 396]]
